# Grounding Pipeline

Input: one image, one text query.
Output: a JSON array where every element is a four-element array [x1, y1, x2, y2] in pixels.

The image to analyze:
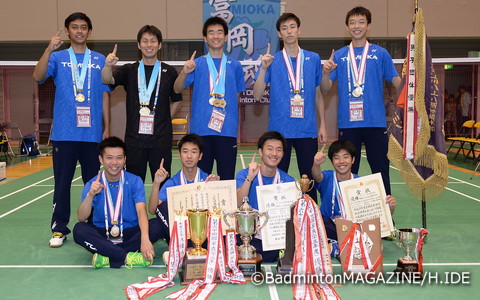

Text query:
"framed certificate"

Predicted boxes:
[[339, 173, 394, 237], [166, 180, 237, 235], [256, 182, 302, 251]]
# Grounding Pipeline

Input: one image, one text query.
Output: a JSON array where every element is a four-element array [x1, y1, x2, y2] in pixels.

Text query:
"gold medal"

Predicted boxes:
[[293, 94, 303, 103], [218, 99, 226, 108], [209, 97, 215, 106], [139, 107, 151, 116], [352, 86, 363, 98], [110, 224, 120, 237], [76, 93, 85, 103]]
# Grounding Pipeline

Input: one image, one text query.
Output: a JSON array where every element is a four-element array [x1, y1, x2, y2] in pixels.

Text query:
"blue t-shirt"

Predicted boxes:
[[256, 50, 322, 139], [236, 168, 295, 210], [185, 55, 245, 138], [39, 49, 111, 143], [81, 171, 145, 229], [159, 168, 210, 202], [315, 170, 359, 219], [329, 43, 398, 129]]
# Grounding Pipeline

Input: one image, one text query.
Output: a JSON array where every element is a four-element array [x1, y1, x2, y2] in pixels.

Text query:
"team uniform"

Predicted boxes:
[[111, 62, 182, 182], [329, 43, 398, 195], [38, 49, 110, 236], [258, 49, 322, 201], [73, 171, 162, 268], [185, 56, 245, 180], [236, 168, 295, 262]]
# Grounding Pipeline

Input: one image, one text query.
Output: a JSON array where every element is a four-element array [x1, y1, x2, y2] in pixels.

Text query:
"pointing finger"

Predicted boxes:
[[251, 152, 256, 163], [95, 171, 101, 182], [320, 143, 327, 153], [266, 43, 270, 55], [112, 44, 117, 55], [329, 49, 335, 60], [190, 51, 196, 61], [56, 28, 63, 37], [159, 158, 164, 169]]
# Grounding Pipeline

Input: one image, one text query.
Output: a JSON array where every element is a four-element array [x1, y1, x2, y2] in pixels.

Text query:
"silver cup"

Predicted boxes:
[[396, 228, 419, 261], [224, 197, 268, 259]]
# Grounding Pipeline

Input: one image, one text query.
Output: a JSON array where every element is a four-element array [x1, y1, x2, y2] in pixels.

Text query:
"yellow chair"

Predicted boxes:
[[172, 114, 189, 136], [461, 121, 480, 162], [447, 120, 475, 160]]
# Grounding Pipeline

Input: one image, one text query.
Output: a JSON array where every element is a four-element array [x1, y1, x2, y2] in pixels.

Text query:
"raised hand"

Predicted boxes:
[[322, 49, 337, 74], [154, 158, 169, 184], [205, 174, 220, 182], [260, 43, 274, 70], [247, 153, 260, 180], [89, 171, 104, 196], [313, 143, 327, 167], [48, 28, 64, 52], [105, 44, 119, 67], [182, 51, 197, 74]]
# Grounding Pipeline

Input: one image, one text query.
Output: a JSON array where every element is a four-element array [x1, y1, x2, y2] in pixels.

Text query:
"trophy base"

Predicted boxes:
[[394, 258, 422, 279], [238, 254, 262, 278], [276, 257, 293, 277], [180, 249, 208, 285]]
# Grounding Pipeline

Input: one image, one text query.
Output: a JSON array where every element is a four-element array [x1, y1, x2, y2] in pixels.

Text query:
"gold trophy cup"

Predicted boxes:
[[187, 208, 209, 256]]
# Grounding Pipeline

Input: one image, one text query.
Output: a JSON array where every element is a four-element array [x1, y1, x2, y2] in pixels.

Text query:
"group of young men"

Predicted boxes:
[[34, 6, 399, 268]]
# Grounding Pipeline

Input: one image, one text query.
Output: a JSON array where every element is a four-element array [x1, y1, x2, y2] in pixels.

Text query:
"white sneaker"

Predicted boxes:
[[49, 232, 66, 247]]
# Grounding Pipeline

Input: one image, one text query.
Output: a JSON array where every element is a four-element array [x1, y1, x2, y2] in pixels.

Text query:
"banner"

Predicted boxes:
[[387, 7, 448, 200], [203, 0, 281, 104]]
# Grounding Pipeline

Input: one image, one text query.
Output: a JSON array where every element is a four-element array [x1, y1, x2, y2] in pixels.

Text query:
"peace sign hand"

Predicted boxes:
[[106, 44, 119, 67], [48, 28, 64, 52], [88, 171, 104, 196], [182, 51, 197, 74], [260, 43, 274, 70], [322, 49, 337, 74], [313, 143, 327, 167], [154, 158, 169, 184], [247, 153, 260, 180]]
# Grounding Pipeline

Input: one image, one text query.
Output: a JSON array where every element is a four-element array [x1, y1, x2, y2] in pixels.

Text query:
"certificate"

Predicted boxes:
[[256, 182, 302, 251], [339, 173, 394, 237], [166, 180, 237, 235]]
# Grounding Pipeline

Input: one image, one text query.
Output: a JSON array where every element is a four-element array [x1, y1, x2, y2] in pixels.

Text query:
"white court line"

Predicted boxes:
[[0, 176, 53, 200], [263, 265, 279, 300], [240, 154, 246, 169]]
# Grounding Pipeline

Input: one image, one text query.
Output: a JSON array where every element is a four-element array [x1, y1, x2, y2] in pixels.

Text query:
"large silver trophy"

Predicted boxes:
[[224, 197, 268, 276], [395, 228, 420, 275]]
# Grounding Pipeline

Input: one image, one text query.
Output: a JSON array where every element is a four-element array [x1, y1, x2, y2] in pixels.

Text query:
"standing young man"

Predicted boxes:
[[174, 17, 245, 180], [102, 25, 182, 182], [33, 12, 111, 247], [321, 6, 401, 196], [236, 131, 295, 262], [73, 137, 161, 268], [253, 13, 326, 202]]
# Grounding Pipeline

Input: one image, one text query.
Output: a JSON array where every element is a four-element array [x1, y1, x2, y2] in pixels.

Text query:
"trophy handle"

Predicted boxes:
[[256, 212, 269, 233], [223, 211, 233, 229]]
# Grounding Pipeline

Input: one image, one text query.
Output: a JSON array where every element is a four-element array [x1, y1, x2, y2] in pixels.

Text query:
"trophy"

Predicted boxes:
[[277, 174, 313, 276], [394, 228, 420, 276], [223, 197, 268, 277], [181, 208, 209, 284]]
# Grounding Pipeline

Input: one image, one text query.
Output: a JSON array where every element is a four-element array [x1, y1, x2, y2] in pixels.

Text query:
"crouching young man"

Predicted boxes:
[[73, 136, 162, 268]]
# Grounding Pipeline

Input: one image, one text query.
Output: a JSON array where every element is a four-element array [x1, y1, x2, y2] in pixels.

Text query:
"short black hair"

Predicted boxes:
[[64, 12, 92, 31], [137, 25, 163, 44], [178, 134, 204, 153], [258, 131, 287, 151], [202, 16, 228, 37], [345, 6, 372, 25], [98, 136, 127, 156], [328, 140, 356, 161], [276, 13, 301, 31]]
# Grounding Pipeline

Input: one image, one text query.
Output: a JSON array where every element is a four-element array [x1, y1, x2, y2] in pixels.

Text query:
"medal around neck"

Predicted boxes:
[[139, 107, 151, 116], [76, 93, 85, 103], [110, 223, 120, 237]]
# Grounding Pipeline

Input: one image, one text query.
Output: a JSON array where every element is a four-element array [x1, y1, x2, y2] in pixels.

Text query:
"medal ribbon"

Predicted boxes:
[[206, 53, 227, 98], [68, 47, 90, 92], [179, 168, 201, 185], [256, 168, 280, 186], [414, 228, 429, 274], [292, 195, 340, 300], [282, 47, 304, 94], [125, 216, 188, 300], [102, 171, 124, 238], [348, 41, 369, 87], [138, 60, 161, 107], [332, 173, 353, 219]]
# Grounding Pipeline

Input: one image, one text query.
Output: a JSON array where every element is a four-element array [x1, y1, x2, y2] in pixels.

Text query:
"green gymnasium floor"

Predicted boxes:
[[0, 146, 479, 300]]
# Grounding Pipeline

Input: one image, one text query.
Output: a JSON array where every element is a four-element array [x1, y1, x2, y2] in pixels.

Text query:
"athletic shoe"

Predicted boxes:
[[125, 252, 152, 269], [92, 253, 110, 269], [49, 232, 66, 248]]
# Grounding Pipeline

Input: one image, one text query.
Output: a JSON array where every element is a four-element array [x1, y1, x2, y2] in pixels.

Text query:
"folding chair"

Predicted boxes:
[[0, 124, 11, 160], [1, 122, 25, 156], [462, 121, 480, 162], [447, 120, 475, 160]]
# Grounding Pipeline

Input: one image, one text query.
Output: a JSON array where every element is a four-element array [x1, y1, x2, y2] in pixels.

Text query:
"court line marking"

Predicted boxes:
[[0, 176, 53, 200], [264, 265, 279, 300]]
